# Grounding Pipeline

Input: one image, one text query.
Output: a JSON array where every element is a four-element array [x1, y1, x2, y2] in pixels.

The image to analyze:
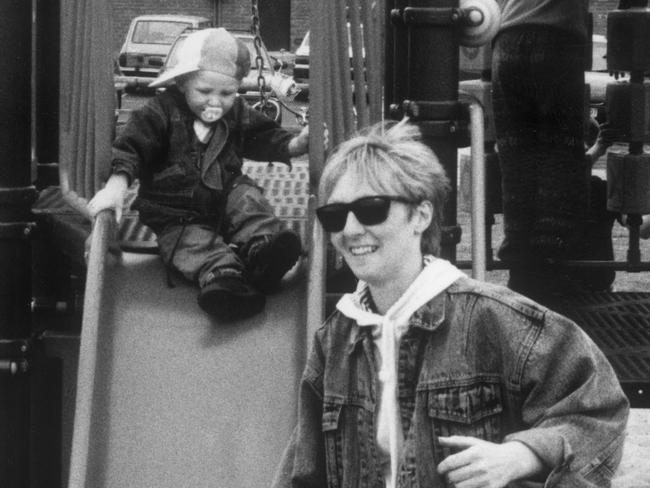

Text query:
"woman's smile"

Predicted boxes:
[[348, 244, 378, 256]]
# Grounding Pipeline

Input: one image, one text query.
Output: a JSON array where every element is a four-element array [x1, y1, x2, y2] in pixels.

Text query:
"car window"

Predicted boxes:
[[132, 21, 192, 45], [165, 36, 188, 68]]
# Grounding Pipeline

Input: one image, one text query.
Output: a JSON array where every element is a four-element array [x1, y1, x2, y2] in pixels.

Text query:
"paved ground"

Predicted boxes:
[[614, 409, 650, 487]]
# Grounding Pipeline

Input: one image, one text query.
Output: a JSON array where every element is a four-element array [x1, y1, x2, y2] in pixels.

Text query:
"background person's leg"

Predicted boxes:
[[492, 30, 538, 266]]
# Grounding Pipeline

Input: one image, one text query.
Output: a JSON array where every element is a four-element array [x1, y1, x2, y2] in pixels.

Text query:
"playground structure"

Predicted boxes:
[[0, 0, 649, 486]]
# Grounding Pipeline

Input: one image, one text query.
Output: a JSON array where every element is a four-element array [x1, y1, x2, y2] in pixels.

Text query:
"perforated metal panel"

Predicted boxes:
[[243, 160, 309, 244], [555, 292, 650, 407]]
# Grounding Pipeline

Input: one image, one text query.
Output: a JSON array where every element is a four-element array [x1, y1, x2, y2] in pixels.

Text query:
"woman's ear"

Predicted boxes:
[[413, 200, 434, 234]]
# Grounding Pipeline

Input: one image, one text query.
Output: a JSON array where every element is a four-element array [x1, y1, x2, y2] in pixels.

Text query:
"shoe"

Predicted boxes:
[[244, 230, 302, 293], [567, 177, 616, 291], [198, 274, 265, 321]]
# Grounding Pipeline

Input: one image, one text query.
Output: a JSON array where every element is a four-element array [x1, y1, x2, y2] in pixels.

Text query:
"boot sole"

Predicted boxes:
[[198, 285, 265, 321], [249, 231, 302, 293]]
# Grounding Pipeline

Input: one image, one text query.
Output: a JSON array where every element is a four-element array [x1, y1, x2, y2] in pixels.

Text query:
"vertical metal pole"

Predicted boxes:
[[413, 0, 459, 262], [388, 0, 461, 261], [34, 0, 60, 189], [0, 1, 36, 487], [469, 102, 486, 280]]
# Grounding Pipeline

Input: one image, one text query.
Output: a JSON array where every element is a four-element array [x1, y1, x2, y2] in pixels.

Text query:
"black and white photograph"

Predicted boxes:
[[1, 0, 648, 486]]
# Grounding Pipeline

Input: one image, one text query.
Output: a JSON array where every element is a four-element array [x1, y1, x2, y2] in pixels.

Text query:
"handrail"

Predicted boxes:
[[468, 101, 487, 281], [67, 209, 117, 488], [305, 196, 326, 350]]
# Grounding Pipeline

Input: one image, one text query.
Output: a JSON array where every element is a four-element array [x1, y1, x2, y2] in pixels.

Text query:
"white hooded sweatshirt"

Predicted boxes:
[[335, 256, 465, 488]]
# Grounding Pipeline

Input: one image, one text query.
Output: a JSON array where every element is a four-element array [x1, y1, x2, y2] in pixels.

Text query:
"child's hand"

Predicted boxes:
[[597, 122, 623, 147], [87, 174, 129, 223], [288, 125, 309, 156], [287, 123, 329, 157], [586, 122, 624, 166]]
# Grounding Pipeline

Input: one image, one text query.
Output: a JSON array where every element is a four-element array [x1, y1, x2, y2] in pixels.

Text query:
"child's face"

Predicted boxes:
[[178, 70, 240, 123]]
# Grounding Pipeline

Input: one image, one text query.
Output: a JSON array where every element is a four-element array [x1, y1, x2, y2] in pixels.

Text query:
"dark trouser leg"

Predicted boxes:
[[223, 175, 301, 292], [157, 223, 243, 287], [530, 33, 589, 260], [223, 175, 281, 247], [492, 30, 538, 265], [493, 28, 593, 300]]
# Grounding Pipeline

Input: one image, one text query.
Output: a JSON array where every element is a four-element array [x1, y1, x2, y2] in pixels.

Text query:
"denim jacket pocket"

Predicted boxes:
[[322, 402, 344, 488], [427, 378, 504, 445], [321, 400, 378, 488]]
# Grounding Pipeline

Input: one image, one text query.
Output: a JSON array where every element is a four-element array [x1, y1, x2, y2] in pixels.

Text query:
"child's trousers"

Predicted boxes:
[[156, 176, 281, 287]]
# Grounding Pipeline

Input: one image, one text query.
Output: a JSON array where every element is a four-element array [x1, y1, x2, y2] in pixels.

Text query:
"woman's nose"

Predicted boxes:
[[341, 210, 365, 235]]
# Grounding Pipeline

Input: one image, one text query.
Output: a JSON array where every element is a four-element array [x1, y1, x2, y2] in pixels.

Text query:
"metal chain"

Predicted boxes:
[[251, 0, 268, 106]]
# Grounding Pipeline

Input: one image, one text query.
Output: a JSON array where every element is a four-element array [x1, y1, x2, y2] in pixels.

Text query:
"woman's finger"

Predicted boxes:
[[438, 435, 483, 448]]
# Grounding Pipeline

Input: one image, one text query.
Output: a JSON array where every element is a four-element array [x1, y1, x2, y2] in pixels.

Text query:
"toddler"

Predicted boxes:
[[88, 28, 309, 321]]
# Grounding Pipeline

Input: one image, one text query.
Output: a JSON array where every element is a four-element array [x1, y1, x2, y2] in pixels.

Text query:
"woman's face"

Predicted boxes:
[[326, 170, 431, 289], [179, 70, 240, 123]]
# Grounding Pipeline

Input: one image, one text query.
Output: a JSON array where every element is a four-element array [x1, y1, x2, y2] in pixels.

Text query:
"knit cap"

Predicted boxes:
[[149, 28, 251, 87]]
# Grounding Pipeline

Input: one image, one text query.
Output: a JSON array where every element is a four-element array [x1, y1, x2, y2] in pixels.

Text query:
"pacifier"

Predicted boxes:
[[201, 106, 223, 123]]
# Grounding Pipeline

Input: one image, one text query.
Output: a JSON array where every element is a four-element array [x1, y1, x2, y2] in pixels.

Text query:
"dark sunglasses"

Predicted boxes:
[[316, 195, 414, 233]]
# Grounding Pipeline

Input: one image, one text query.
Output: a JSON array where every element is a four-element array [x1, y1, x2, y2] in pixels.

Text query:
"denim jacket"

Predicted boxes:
[[272, 277, 629, 488], [110, 87, 294, 227]]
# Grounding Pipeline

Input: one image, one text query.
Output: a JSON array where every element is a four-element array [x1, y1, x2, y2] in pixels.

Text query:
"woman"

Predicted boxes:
[[272, 120, 628, 488]]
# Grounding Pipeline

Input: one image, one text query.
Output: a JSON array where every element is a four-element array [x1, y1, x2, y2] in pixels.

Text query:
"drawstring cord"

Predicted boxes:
[[165, 218, 189, 288]]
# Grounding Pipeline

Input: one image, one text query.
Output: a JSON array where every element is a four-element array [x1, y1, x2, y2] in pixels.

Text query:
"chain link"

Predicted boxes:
[[251, 0, 268, 106]]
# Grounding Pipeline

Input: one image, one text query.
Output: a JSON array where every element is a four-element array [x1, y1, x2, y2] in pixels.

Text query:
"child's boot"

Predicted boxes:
[[243, 230, 302, 293], [198, 273, 265, 321]]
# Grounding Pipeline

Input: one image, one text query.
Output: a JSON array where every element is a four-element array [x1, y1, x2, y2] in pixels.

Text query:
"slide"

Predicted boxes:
[[67, 211, 309, 488]]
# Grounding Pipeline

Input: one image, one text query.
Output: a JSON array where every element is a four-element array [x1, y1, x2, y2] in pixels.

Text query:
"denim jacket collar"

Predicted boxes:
[[346, 293, 448, 354]]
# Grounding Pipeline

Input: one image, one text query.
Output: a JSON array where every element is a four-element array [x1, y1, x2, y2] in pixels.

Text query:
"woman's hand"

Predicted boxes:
[[437, 436, 544, 488]]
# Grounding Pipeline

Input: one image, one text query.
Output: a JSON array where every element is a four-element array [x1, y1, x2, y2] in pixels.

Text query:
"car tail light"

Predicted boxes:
[[118, 53, 126, 66]]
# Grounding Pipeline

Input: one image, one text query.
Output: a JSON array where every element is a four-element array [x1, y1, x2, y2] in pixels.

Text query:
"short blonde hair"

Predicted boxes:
[[319, 120, 450, 256]]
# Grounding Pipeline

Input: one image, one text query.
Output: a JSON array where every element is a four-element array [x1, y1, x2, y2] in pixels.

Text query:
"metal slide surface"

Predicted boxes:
[[69, 213, 307, 488]]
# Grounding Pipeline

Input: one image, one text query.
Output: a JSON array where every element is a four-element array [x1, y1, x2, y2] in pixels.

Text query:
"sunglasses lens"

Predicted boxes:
[[316, 197, 399, 232], [353, 197, 391, 226], [316, 205, 348, 232]]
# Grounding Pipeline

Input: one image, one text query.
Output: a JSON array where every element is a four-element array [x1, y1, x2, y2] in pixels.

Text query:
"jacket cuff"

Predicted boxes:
[[110, 161, 135, 186], [504, 429, 574, 481]]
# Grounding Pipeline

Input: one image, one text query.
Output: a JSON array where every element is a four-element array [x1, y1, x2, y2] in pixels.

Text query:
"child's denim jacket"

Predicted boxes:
[[110, 87, 293, 228], [273, 278, 629, 488]]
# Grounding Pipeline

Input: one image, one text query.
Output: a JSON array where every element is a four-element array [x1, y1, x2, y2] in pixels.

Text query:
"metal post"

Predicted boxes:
[[34, 0, 60, 189], [387, 0, 462, 261], [0, 0, 36, 487], [469, 102, 486, 280]]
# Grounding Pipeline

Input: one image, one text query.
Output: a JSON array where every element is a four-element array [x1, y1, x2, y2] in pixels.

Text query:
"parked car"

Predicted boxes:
[[293, 31, 310, 96], [292, 27, 365, 101], [116, 14, 213, 89]]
